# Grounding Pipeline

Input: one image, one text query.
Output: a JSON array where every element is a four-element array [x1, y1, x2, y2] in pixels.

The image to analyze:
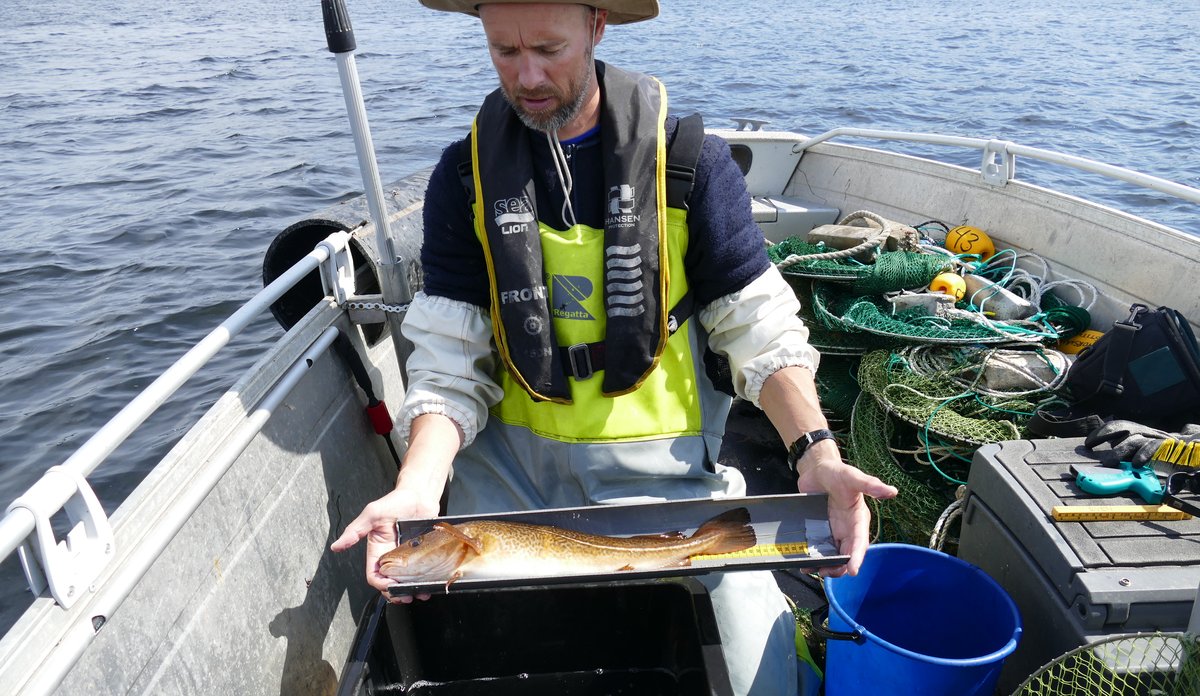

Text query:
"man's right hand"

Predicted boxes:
[[331, 413, 462, 602], [331, 487, 439, 602]]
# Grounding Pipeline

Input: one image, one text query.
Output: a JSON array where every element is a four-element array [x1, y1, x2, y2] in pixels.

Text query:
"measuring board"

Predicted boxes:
[[387, 494, 845, 596]]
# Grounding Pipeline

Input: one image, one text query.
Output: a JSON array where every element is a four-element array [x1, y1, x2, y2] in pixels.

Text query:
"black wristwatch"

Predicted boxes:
[[786, 429, 836, 471]]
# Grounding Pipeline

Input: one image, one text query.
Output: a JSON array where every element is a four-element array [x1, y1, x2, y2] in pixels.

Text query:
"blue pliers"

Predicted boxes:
[[1071, 463, 1200, 517], [1071, 461, 1165, 503]]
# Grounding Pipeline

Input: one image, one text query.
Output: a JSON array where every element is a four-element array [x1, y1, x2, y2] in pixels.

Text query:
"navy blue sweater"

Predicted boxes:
[[420, 114, 770, 311]]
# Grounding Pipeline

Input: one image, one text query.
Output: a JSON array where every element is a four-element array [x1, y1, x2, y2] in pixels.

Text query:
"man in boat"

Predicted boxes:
[[333, 1, 897, 692]]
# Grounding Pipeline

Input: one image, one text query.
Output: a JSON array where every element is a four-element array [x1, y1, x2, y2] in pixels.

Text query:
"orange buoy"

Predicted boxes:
[[944, 226, 996, 260], [929, 273, 966, 301]]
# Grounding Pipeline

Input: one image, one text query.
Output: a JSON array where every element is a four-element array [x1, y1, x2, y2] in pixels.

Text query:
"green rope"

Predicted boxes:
[[922, 396, 972, 485]]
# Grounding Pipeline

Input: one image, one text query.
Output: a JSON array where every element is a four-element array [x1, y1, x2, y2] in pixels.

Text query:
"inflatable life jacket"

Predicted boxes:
[[459, 63, 705, 405]]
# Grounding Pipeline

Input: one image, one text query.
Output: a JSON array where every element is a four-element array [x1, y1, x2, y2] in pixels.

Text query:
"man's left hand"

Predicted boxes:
[[795, 442, 898, 577]]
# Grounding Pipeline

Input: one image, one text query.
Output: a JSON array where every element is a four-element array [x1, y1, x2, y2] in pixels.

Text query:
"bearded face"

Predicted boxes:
[[480, 4, 602, 135], [500, 41, 593, 132]]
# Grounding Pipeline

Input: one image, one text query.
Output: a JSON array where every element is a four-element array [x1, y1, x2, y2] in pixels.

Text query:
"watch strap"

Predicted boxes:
[[787, 428, 836, 471]]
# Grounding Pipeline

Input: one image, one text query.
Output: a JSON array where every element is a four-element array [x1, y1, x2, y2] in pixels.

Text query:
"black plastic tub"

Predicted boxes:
[[337, 579, 732, 696]]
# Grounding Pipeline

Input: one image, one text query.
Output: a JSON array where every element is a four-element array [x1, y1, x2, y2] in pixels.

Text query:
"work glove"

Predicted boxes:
[[1084, 420, 1200, 466]]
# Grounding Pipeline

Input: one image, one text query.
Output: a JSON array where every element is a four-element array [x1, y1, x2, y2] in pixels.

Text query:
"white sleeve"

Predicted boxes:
[[396, 291, 504, 448], [698, 264, 821, 407]]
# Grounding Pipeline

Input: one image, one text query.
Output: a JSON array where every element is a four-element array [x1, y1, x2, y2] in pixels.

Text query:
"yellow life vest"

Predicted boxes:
[[467, 65, 711, 443], [488, 210, 701, 442]]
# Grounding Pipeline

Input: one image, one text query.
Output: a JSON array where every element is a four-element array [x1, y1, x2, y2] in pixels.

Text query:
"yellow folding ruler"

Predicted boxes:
[[1051, 504, 1192, 522], [695, 541, 811, 560]]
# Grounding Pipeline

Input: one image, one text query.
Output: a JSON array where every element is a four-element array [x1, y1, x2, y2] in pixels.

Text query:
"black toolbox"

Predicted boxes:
[[958, 437, 1200, 694]]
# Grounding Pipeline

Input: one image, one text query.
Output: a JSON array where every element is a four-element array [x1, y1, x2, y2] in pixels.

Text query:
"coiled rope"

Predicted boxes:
[[774, 210, 915, 268]]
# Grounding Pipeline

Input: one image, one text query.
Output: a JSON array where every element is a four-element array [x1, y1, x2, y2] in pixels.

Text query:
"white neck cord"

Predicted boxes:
[[546, 130, 578, 228], [539, 9, 596, 230]]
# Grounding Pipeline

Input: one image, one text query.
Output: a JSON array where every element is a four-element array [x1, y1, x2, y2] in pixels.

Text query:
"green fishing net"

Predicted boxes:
[[768, 238, 953, 294], [811, 282, 1039, 345], [857, 349, 1037, 447], [795, 279, 905, 356], [1014, 632, 1200, 696], [812, 355, 862, 424], [772, 222, 1086, 547], [847, 391, 955, 545]]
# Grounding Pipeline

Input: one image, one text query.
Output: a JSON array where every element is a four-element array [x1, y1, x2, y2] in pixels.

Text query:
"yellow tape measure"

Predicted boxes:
[[695, 541, 811, 560], [1051, 505, 1192, 522]]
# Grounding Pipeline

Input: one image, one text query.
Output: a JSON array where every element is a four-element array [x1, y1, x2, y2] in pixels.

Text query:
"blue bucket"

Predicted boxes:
[[822, 544, 1021, 696]]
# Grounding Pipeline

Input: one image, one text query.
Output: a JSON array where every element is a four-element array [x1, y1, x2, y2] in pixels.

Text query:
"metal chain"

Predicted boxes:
[[345, 300, 411, 314]]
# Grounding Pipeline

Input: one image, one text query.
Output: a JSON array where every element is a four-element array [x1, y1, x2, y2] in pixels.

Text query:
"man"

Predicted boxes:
[[332, 2, 897, 693]]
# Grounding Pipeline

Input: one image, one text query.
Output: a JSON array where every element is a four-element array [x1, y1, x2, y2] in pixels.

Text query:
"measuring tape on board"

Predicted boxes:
[[695, 541, 812, 561]]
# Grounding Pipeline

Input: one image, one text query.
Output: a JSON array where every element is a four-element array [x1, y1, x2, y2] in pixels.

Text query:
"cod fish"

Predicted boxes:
[[379, 507, 757, 587]]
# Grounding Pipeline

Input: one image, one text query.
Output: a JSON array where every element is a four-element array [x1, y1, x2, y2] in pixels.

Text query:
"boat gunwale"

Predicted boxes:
[[0, 301, 355, 693], [723, 132, 1200, 331]]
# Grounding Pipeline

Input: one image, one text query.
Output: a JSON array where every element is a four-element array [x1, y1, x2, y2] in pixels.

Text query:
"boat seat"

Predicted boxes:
[[751, 195, 839, 244]]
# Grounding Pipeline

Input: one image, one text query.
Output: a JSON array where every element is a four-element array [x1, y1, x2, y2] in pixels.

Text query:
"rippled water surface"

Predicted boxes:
[[1, 0, 1198, 629]]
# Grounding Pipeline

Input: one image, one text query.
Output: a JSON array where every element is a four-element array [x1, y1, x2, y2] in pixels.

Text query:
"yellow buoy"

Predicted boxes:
[[944, 225, 996, 260], [929, 272, 966, 301]]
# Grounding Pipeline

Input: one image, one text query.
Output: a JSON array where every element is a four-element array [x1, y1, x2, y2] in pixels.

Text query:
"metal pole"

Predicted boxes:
[[792, 127, 1200, 206], [322, 0, 411, 369]]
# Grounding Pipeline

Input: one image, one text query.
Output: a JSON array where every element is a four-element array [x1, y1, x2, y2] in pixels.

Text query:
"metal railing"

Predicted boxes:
[[13, 326, 342, 696], [0, 230, 355, 581], [793, 127, 1200, 206]]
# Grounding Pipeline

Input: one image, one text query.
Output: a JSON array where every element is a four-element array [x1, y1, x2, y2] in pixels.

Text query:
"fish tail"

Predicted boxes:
[[693, 507, 756, 555]]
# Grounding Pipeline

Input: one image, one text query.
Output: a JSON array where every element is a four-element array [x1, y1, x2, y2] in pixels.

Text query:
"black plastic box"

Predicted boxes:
[[339, 579, 732, 695], [959, 437, 1200, 693]]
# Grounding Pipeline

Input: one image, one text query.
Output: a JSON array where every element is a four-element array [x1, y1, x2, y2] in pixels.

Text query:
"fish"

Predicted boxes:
[[379, 507, 757, 587]]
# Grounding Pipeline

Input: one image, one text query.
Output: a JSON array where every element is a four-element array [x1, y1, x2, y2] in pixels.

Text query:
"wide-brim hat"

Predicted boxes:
[[419, 0, 659, 25]]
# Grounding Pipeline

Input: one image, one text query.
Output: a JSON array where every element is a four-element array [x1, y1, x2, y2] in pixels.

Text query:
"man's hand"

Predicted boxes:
[[795, 440, 898, 578], [755, 366, 899, 577], [331, 487, 439, 603], [331, 413, 460, 602]]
